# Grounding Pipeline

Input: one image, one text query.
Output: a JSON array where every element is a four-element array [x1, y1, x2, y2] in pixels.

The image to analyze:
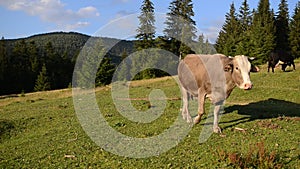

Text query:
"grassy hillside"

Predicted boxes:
[[0, 61, 299, 168]]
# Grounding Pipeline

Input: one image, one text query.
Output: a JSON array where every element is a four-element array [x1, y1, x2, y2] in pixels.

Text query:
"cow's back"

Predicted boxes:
[[270, 50, 294, 62], [278, 50, 294, 62]]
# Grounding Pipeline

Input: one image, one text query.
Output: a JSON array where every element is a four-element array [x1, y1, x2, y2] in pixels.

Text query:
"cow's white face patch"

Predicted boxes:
[[234, 55, 252, 89]]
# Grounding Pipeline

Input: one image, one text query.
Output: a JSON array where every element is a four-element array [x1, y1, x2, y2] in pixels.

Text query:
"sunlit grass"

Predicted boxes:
[[0, 60, 299, 168]]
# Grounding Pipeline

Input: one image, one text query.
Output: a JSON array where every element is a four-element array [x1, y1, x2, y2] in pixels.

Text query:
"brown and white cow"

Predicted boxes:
[[178, 54, 258, 133]]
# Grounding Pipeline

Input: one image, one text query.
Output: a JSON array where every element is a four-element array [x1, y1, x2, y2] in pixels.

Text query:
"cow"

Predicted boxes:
[[178, 54, 258, 133], [268, 50, 296, 73]]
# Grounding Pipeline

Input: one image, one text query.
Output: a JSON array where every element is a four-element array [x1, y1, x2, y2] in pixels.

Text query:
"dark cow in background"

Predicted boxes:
[[268, 50, 296, 73], [178, 54, 259, 133]]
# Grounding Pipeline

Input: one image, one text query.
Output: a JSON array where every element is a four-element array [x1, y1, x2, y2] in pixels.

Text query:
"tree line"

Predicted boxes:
[[0, 0, 215, 95], [0, 38, 74, 95], [1, 0, 299, 95], [132, 0, 300, 79], [130, 0, 215, 80], [216, 0, 300, 64], [0, 32, 132, 95]]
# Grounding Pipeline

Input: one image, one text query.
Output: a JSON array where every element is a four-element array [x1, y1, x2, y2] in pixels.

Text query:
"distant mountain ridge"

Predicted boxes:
[[3, 31, 134, 64]]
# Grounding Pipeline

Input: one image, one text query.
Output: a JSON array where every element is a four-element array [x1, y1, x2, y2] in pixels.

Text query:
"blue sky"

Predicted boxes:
[[0, 0, 298, 42]]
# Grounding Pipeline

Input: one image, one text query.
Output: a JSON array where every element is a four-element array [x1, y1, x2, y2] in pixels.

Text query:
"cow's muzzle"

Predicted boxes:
[[244, 83, 252, 90]]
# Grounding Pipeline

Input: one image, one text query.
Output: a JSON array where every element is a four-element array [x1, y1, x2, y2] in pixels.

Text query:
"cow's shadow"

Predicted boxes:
[[221, 98, 300, 128]]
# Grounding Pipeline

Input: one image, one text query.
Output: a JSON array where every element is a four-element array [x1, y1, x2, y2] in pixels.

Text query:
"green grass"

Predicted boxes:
[[0, 61, 299, 168]]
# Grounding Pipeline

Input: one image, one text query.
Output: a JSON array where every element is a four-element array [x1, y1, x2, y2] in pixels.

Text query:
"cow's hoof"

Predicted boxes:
[[194, 115, 201, 124], [182, 114, 193, 124], [186, 116, 193, 124], [183, 115, 193, 123], [182, 113, 191, 122], [213, 126, 222, 133]]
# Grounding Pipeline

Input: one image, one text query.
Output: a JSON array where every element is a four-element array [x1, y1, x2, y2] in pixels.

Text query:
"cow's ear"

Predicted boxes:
[[250, 64, 260, 72], [224, 63, 233, 72], [248, 57, 256, 61], [220, 56, 233, 72]]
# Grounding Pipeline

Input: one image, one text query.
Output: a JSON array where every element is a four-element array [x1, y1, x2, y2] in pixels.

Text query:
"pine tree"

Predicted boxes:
[[289, 2, 300, 58], [196, 34, 205, 54], [204, 39, 216, 54], [236, 0, 253, 55], [28, 41, 39, 74], [196, 34, 216, 54], [96, 56, 116, 86], [0, 38, 9, 94], [11, 40, 32, 92], [129, 49, 157, 80], [115, 49, 131, 81], [134, 0, 157, 79], [34, 64, 51, 91], [164, 0, 182, 40], [164, 0, 197, 57], [27, 41, 40, 90], [44, 41, 59, 88], [135, 0, 156, 50], [0, 39, 8, 81], [275, 0, 290, 51], [216, 3, 241, 56], [58, 51, 73, 88], [249, 0, 276, 64], [75, 38, 106, 88], [121, 49, 128, 60], [238, 0, 253, 30]]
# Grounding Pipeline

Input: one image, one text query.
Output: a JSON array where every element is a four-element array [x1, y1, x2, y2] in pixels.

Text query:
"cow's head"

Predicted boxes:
[[224, 55, 259, 90]]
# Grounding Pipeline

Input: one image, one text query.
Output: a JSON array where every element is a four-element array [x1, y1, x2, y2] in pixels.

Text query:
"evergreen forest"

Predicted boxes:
[[0, 0, 299, 95]]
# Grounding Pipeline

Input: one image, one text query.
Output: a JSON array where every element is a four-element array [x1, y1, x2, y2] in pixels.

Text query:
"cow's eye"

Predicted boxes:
[[235, 67, 239, 70]]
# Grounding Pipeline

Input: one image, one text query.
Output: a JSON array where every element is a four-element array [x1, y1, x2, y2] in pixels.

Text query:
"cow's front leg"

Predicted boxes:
[[282, 64, 287, 72], [194, 89, 206, 124], [213, 102, 224, 133], [292, 62, 296, 70]]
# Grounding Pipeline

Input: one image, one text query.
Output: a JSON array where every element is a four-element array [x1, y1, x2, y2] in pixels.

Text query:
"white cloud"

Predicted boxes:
[[113, 0, 130, 4], [63, 21, 90, 31], [96, 13, 139, 39], [115, 10, 135, 18], [0, 0, 99, 30], [201, 26, 221, 43], [77, 6, 100, 17]]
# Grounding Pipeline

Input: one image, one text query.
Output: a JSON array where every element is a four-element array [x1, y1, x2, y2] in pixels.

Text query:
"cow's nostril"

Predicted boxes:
[[244, 83, 252, 90]]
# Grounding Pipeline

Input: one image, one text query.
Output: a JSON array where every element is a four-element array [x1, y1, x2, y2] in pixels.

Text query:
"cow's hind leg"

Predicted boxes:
[[292, 62, 296, 70], [181, 87, 192, 123], [282, 64, 287, 72], [194, 89, 206, 124]]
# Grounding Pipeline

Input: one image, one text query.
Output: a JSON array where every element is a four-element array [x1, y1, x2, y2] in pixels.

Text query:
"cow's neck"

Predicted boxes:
[[225, 73, 236, 98]]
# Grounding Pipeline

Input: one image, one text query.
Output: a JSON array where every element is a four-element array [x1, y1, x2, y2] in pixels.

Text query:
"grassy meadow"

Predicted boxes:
[[0, 60, 299, 168]]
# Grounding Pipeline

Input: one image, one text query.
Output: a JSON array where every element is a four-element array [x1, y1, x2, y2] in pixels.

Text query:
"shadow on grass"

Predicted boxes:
[[0, 119, 15, 141], [221, 98, 300, 128]]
